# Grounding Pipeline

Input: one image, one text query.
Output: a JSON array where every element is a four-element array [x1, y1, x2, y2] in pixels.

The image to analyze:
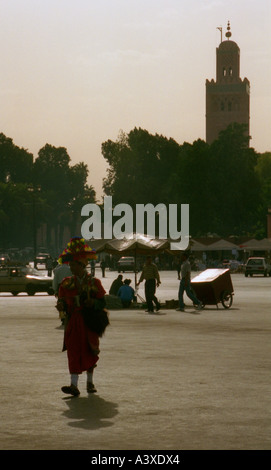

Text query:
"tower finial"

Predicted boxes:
[[225, 21, 232, 40], [217, 26, 223, 43]]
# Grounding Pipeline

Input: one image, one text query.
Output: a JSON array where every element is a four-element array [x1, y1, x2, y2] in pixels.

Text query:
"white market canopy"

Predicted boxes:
[[199, 239, 239, 252], [239, 238, 271, 251]]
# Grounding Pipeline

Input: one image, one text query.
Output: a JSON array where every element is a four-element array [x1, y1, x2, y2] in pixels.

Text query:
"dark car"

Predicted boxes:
[[0, 265, 54, 296], [245, 257, 271, 277]]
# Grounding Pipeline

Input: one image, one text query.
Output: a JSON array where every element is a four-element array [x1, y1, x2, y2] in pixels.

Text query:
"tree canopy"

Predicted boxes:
[[1, 122, 270, 253], [102, 123, 265, 238], [0, 135, 96, 252]]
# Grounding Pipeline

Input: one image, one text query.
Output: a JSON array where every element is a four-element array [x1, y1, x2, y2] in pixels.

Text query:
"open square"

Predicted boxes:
[[0, 269, 270, 450]]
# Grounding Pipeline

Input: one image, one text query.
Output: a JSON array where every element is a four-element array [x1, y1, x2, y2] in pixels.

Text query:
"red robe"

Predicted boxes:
[[59, 274, 106, 374]]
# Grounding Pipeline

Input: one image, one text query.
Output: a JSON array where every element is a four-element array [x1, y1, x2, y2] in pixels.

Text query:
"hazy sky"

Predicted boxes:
[[1, 0, 270, 200]]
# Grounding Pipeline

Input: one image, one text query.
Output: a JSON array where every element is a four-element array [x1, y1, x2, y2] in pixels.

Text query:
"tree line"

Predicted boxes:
[[1, 123, 271, 252], [0, 133, 96, 252], [102, 124, 271, 239]]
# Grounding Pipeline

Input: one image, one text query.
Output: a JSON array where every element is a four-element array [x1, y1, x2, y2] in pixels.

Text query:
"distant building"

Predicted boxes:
[[206, 22, 250, 144]]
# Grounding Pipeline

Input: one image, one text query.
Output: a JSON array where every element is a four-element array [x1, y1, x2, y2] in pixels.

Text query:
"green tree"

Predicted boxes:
[[255, 152, 271, 207], [174, 139, 214, 235], [102, 127, 180, 206], [0, 133, 33, 183], [33, 144, 96, 248], [209, 123, 261, 236], [68, 162, 96, 235], [0, 182, 46, 249], [101, 123, 262, 238], [0, 136, 96, 250], [254, 152, 271, 238]]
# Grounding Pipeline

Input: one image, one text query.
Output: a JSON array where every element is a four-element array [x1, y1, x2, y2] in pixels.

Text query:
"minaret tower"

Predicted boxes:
[[205, 22, 250, 144]]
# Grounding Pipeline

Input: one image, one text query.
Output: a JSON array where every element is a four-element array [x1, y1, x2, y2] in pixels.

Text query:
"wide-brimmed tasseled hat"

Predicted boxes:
[[58, 237, 97, 265]]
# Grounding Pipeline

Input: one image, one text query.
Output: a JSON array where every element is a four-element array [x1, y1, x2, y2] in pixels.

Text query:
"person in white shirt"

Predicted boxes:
[[52, 263, 72, 296]]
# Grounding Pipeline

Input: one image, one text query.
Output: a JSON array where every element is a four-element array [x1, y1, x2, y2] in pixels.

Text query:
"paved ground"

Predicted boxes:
[[0, 269, 270, 450]]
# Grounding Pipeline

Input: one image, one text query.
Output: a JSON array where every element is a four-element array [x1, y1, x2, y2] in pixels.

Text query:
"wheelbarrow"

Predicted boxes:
[[191, 268, 234, 309]]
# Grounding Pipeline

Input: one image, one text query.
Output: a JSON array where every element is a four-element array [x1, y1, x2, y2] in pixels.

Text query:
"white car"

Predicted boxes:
[[245, 257, 271, 277], [0, 265, 54, 296], [117, 256, 138, 272]]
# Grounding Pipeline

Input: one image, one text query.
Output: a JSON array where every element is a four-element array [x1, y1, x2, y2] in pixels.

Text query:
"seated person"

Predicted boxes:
[[117, 279, 135, 308], [109, 274, 123, 296]]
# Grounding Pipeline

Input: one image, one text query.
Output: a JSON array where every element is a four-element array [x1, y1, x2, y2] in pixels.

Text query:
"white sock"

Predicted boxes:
[[71, 374, 79, 387], [87, 370, 93, 383]]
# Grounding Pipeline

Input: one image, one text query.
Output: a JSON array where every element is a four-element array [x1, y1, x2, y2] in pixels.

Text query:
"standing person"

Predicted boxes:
[[117, 279, 135, 308], [46, 256, 53, 276], [52, 262, 72, 296], [55, 237, 109, 397], [177, 252, 202, 312], [175, 256, 181, 280], [136, 256, 161, 313], [90, 259, 95, 276], [53, 262, 72, 324], [100, 260, 106, 277]]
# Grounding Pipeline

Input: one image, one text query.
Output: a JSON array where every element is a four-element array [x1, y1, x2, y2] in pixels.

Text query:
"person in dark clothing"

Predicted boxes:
[[109, 274, 123, 296], [136, 256, 161, 313], [100, 260, 106, 277]]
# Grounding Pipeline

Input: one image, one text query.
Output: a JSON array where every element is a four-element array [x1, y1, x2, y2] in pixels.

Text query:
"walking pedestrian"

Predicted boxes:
[[55, 237, 109, 397], [100, 260, 106, 277], [136, 256, 161, 313], [177, 252, 202, 311]]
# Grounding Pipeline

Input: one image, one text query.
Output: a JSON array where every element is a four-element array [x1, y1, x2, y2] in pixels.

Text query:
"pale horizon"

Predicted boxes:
[[1, 0, 270, 201]]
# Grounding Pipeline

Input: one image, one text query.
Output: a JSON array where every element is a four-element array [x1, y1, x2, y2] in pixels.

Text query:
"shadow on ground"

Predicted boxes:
[[62, 394, 119, 430]]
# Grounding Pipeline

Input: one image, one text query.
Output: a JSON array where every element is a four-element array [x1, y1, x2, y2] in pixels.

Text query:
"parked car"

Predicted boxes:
[[117, 256, 138, 273], [0, 265, 54, 296], [34, 253, 52, 269], [245, 257, 271, 277], [0, 253, 10, 265]]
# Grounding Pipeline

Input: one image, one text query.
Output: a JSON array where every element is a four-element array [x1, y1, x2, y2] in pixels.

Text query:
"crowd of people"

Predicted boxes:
[[106, 253, 202, 313]]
